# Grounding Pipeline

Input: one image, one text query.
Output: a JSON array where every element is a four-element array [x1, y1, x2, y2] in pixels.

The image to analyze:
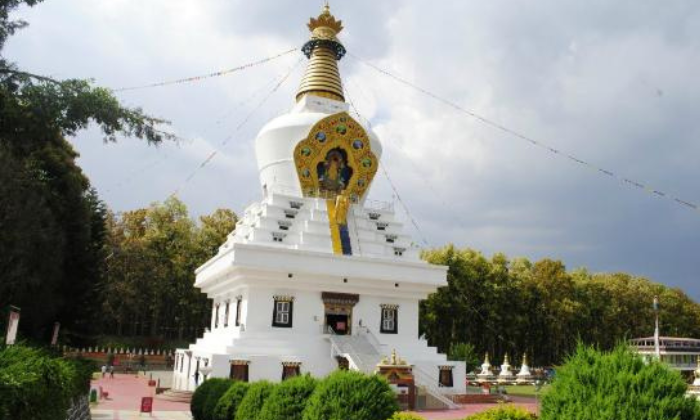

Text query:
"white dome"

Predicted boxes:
[[254, 94, 383, 198]]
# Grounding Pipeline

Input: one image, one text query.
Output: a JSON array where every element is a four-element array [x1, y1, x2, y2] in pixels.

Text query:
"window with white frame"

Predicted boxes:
[[272, 296, 294, 328], [380, 305, 398, 334]]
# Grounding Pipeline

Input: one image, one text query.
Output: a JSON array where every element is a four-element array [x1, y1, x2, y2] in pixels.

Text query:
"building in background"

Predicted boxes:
[[631, 337, 700, 372]]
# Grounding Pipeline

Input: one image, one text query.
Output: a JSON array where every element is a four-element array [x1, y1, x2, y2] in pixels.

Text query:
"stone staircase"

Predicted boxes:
[[155, 389, 193, 403]]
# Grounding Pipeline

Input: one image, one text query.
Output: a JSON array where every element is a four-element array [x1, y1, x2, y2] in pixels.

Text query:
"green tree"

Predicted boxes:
[[0, 0, 170, 342], [448, 342, 480, 372], [540, 344, 700, 420], [420, 245, 700, 367], [99, 200, 237, 342]]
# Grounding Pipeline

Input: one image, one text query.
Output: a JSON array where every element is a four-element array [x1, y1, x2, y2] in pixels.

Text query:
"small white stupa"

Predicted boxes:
[[477, 353, 495, 383], [516, 353, 533, 384], [498, 354, 515, 384]]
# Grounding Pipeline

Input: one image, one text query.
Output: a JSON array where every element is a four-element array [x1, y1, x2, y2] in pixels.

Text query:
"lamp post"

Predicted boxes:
[[653, 296, 661, 360]]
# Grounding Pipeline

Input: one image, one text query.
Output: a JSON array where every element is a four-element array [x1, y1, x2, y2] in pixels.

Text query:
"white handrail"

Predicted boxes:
[[413, 365, 460, 409]]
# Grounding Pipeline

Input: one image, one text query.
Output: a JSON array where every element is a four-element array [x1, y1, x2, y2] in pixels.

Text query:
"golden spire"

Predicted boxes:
[[296, 3, 346, 102]]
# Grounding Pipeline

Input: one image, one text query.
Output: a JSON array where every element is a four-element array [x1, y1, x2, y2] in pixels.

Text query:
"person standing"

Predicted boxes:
[[109, 365, 115, 379], [101, 365, 107, 378]]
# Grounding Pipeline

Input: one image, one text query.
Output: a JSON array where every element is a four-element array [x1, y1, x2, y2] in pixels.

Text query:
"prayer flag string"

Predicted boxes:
[[114, 48, 298, 92], [349, 53, 700, 215]]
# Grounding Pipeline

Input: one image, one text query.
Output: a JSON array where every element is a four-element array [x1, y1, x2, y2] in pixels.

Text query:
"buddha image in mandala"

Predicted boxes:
[[317, 148, 353, 193]]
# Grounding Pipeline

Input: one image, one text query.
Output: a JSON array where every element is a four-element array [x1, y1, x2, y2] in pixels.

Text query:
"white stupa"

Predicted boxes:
[[516, 353, 533, 384], [497, 354, 515, 384], [171, 4, 465, 406], [477, 353, 495, 383]]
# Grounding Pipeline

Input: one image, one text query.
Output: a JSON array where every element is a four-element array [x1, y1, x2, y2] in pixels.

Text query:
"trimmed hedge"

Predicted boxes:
[[0, 344, 94, 420], [258, 374, 317, 420], [204, 379, 236, 420], [387, 413, 427, 420], [541, 344, 700, 420], [191, 378, 235, 420], [303, 370, 399, 420], [466, 405, 537, 420], [213, 381, 250, 420], [236, 380, 275, 420]]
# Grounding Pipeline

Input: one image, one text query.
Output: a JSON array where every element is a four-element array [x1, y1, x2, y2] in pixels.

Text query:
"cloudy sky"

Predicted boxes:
[[8, 0, 700, 300]]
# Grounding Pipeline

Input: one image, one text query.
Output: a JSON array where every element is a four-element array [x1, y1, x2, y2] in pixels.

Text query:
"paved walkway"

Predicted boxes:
[[90, 373, 190, 420], [91, 410, 191, 420]]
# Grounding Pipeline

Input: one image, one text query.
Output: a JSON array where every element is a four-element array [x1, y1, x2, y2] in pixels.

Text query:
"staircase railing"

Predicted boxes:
[[328, 332, 381, 373], [413, 365, 460, 410], [356, 326, 384, 353]]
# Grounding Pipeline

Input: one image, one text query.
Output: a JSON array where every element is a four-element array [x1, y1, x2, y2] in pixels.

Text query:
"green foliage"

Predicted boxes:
[[466, 405, 537, 420], [101, 198, 237, 340], [258, 374, 317, 420], [540, 344, 700, 420], [387, 413, 427, 420], [421, 245, 700, 366], [448, 342, 481, 372], [303, 370, 399, 420], [0, 0, 172, 343], [213, 381, 250, 420], [203, 379, 235, 420], [0, 344, 94, 420], [192, 378, 234, 420], [236, 381, 275, 420]]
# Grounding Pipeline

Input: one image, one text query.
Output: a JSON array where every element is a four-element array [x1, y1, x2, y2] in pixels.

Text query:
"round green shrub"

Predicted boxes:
[[213, 381, 250, 420], [204, 379, 236, 420], [466, 404, 537, 420], [191, 378, 234, 420], [0, 345, 93, 420], [387, 412, 427, 420], [302, 370, 399, 420], [236, 380, 276, 420], [258, 374, 317, 420], [540, 344, 700, 420]]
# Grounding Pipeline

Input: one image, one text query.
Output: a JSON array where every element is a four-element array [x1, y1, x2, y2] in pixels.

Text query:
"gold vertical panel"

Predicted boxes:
[[326, 199, 343, 255], [294, 112, 378, 202]]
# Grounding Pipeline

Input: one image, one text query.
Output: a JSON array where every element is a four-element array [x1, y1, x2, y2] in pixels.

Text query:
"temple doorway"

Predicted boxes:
[[326, 313, 350, 335], [322, 292, 359, 335]]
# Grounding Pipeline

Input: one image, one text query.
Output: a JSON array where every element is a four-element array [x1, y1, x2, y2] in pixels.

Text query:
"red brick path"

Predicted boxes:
[[91, 374, 190, 412]]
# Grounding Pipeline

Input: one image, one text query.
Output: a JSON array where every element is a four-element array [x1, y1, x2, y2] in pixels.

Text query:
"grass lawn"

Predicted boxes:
[[503, 385, 548, 397]]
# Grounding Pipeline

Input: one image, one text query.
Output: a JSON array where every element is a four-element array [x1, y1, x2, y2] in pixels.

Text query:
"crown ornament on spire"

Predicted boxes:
[[296, 3, 347, 101], [308, 3, 344, 40]]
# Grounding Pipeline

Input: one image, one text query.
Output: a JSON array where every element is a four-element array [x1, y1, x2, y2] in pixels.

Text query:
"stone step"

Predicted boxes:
[[155, 389, 193, 403]]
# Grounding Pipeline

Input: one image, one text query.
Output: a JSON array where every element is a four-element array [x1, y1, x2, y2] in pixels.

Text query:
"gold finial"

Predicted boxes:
[[484, 352, 490, 365], [522, 353, 529, 366], [504, 354, 510, 364], [308, 3, 343, 40], [296, 5, 346, 102]]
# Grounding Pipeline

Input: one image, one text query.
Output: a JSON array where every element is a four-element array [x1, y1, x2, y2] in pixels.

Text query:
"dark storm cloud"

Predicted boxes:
[[7, 0, 700, 300]]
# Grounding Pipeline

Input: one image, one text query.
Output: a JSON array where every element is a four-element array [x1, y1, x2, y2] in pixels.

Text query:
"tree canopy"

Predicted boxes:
[[100, 198, 237, 343], [421, 245, 700, 367]]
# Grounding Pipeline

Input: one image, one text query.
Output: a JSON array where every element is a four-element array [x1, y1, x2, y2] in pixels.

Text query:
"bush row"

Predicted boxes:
[[191, 370, 399, 420], [192, 344, 700, 420], [0, 344, 95, 420]]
